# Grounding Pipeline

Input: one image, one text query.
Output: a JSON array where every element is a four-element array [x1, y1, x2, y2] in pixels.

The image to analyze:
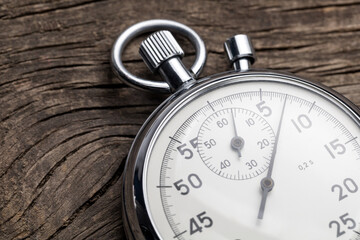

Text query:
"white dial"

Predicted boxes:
[[198, 108, 275, 180], [143, 75, 360, 240]]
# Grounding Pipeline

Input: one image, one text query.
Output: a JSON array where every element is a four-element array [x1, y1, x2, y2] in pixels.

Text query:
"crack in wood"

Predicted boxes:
[[281, 1, 360, 12], [0, 0, 110, 20]]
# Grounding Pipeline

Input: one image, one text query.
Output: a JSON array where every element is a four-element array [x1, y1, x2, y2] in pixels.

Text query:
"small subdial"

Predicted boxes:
[[197, 108, 275, 180]]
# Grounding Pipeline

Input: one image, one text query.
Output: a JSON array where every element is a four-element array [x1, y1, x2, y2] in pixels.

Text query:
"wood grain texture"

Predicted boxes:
[[0, 0, 359, 239]]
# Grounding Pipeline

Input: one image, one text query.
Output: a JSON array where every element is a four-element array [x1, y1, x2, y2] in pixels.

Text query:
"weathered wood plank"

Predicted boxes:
[[0, 0, 359, 239]]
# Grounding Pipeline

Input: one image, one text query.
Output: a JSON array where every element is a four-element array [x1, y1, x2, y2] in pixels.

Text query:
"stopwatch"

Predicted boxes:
[[111, 20, 360, 240]]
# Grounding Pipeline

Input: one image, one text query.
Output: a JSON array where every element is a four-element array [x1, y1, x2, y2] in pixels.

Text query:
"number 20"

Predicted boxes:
[[331, 178, 358, 201]]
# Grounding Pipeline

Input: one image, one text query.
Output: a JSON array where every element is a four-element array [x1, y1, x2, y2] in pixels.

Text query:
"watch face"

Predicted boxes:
[[139, 73, 360, 240]]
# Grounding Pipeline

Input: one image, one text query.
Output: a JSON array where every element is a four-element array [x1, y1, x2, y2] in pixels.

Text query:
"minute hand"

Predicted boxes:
[[257, 95, 288, 220]]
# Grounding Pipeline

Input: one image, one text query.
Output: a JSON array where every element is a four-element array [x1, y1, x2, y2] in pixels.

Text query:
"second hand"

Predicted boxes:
[[258, 95, 288, 220]]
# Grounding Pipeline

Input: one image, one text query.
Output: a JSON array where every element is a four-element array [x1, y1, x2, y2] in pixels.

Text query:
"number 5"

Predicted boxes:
[[197, 211, 213, 228], [340, 213, 356, 230], [256, 101, 272, 117]]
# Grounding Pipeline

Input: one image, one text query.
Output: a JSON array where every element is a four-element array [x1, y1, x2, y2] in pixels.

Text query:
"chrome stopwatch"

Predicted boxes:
[[111, 20, 360, 240]]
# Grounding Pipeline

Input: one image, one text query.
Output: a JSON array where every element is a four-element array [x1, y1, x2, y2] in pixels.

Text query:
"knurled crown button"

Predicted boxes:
[[139, 30, 185, 72]]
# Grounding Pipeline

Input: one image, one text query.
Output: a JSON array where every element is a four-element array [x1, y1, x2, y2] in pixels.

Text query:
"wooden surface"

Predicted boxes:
[[0, 0, 359, 239]]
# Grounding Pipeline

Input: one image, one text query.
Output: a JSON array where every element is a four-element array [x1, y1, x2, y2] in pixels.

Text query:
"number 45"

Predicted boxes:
[[190, 211, 213, 235]]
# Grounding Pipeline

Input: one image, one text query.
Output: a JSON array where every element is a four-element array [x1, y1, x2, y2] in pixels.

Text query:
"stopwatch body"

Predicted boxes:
[[123, 71, 360, 240], [111, 20, 360, 240]]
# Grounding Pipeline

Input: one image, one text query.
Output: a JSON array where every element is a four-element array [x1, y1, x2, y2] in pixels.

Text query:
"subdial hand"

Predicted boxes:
[[230, 109, 244, 157], [258, 95, 288, 219]]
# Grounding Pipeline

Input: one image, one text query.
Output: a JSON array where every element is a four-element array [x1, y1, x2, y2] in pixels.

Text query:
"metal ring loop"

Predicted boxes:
[[111, 19, 207, 93]]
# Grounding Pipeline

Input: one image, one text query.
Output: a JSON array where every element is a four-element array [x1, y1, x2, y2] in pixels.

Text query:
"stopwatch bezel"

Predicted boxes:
[[122, 70, 360, 240]]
